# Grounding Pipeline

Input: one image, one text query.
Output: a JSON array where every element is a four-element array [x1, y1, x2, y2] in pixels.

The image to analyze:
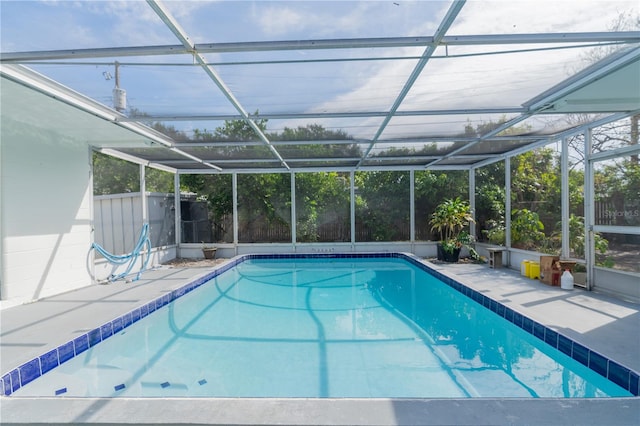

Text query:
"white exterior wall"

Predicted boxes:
[[1, 116, 93, 303]]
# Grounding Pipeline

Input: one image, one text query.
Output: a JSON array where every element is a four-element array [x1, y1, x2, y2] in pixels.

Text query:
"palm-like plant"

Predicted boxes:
[[430, 198, 476, 257]]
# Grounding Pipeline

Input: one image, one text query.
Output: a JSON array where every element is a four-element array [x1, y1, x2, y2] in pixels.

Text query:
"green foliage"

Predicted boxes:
[[565, 214, 609, 257], [414, 170, 468, 240], [355, 171, 411, 241], [477, 181, 506, 245], [93, 151, 139, 195], [430, 198, 474, 241], [93, 152, 174, 195], [430, 198, 476, 254], [510, 208, 546, 250], [296, 172, 350, 242], [237, 173, 291, 239], [193, 111, 267, 142], [146, 168, 174, 193], [595, 158, 640, 203]]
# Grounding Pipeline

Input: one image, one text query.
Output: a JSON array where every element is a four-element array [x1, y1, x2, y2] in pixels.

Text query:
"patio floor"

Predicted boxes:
[[1, 257, 638, 425]]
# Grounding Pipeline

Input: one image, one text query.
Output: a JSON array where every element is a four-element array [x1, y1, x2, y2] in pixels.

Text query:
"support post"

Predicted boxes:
[[469, 168, 476, 239], [291, 172, 296, 250], [350, 171, 356, 249], [140, 164, 149, 266], [561, 137, 570, 259], [410, 169, 415, 244], [584, 129, 595, 291], [505, 157, 512, 251], [174, 173, 181, 258], [233, 173, 238, 255]]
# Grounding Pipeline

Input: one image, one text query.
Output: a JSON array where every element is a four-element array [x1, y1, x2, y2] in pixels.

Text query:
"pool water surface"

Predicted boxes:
[[8, 256, 634, 398]]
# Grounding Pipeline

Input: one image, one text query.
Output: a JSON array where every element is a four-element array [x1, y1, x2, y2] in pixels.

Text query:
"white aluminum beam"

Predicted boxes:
[[427, 113, 533, 167], [358, 0, 467, 167], [593, 225, 640, 236], [524, 47, 640, 111], [98, 148, 177, 173], [120, 107, 527, 123], [584, 128, 594, 291], [146, 0, 290, 171], [3, 32, 638, 62], [505, 157, 512, 249], [561, 137, 570, 258]]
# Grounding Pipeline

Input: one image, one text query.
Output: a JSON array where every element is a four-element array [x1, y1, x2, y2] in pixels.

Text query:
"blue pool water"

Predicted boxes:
[[8, 256, 634, 398]]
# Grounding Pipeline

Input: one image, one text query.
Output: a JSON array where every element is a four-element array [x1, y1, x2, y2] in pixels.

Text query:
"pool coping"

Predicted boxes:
[[2, 396, 640, 425], [2, 252, 639, 399]]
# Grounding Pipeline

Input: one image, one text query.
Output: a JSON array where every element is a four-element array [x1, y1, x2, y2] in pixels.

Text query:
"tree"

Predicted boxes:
[[295, 172, 351, 242], [93, 151, 139, 195], [355, 171, 411, 241], [566, 12, 640, 160], [414, 170, 469, 240]]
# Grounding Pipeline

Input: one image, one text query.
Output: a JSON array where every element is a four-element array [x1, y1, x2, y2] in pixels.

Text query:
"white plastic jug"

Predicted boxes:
[[561, 270, 574, 290]]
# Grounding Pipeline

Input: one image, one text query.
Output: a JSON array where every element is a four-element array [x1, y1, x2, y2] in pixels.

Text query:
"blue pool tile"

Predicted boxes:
[[572, 343, 589, 367], [123, 312, 132, 327], [3, 374, 12, 395], [630, 372, 639, 396], [58, 341, 75, 364], [482, 296, 491, 308], [112, 316, 124, 334], [533, 322, 545, 340], [40, 349, 59, 374], [496, 303, 506, 318], [55, 387, 67, 395], [148, 301, 156, 313], [522, 317, 534, 334], [544, 329, 558, 348], [608, 362, 630, 391], [558, 334, 573, 356], [19, 359, 41, 386], [100, 323, 113, 340], [504, 308, 514, 322], [513, 312, 524, 328], [74, 334, 89, 355], [132, 308, 141, 322], [589, 351, 608, 377], [114, 383, 126, 391], [88, 328, 102, 347], [10, 370, 20, 392], [140, 304, 149, 317]]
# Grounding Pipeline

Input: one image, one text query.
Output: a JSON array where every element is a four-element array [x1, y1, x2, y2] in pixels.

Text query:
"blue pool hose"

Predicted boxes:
[[90, 223, 151, 282]]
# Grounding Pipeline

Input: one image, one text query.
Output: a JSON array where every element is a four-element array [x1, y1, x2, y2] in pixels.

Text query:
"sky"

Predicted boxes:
[[1, 0, 638, 140]]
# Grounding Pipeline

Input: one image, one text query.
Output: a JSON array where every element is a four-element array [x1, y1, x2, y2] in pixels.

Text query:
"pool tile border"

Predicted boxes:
[[399, 253, 640, 397], [1, 252, 638, 397]]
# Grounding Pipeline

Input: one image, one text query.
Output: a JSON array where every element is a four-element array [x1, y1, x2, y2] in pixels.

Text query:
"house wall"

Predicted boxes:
[[0, 114, 93, 303]]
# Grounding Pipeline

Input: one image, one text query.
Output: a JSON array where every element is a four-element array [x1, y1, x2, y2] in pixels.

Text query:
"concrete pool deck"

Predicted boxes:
[[1, 258, 639, 425]]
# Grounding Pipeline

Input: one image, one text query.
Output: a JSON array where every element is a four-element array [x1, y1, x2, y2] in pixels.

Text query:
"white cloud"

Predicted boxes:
[[256, 6, 309, 36], [302, 0, 639, 138]]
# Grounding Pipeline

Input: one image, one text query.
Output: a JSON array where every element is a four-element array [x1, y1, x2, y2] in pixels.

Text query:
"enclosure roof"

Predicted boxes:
[[1, 1, 639, 174]]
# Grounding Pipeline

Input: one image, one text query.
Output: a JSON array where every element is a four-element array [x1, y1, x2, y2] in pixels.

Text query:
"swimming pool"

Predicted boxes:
[[3, 253, 637, 398]]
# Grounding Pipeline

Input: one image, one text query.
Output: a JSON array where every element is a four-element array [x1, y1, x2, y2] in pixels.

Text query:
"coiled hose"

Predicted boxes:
[[91, 223, 151, 282]]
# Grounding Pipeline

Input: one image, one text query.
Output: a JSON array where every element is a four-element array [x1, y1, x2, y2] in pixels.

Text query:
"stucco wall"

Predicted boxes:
[[1, 114, 93, 303]]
